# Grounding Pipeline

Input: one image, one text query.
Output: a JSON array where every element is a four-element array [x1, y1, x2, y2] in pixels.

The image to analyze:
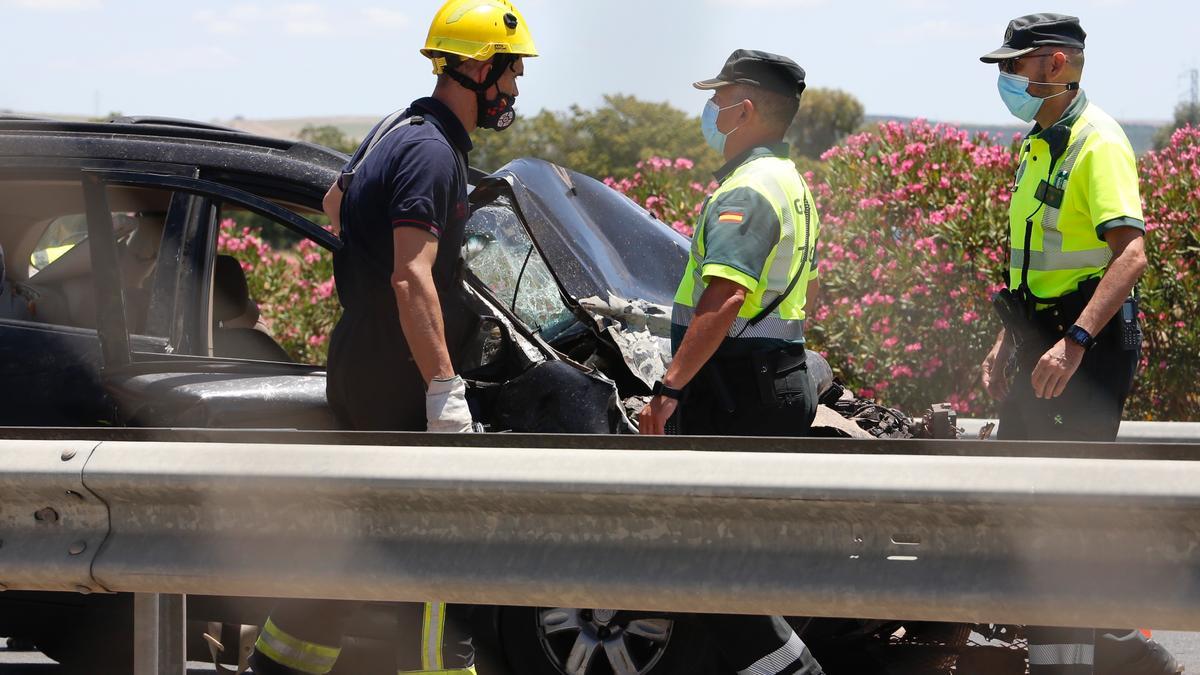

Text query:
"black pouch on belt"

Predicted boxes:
[[992, 288, 1032, 345], [750, 345, 808, 409]]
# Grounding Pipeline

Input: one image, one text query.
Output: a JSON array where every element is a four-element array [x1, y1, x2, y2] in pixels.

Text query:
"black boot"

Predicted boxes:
[[1096, 630, 1181, 675]]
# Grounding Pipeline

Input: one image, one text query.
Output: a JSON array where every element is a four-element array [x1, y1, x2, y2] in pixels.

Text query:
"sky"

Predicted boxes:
[[0, 0, 1195, 125]]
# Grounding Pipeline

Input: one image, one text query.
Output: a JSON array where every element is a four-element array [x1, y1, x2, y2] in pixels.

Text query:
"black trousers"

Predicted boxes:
[[249, 600, 475, 674], [256, 308, 475, 674], [997, 303, 1138, 442], [678, 345, 818, 438], [999, 305, 1174, 675], [675, 346, 823, 675], [326, 308, 427, 432]]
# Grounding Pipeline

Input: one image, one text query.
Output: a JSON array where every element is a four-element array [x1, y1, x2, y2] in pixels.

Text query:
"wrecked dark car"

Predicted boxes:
[[0, 116, 963, 675]]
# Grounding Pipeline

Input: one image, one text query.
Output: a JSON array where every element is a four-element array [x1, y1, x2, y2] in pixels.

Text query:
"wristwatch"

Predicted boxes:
[[1065, 324, 1095, 350], [652, 381, 684, 400]]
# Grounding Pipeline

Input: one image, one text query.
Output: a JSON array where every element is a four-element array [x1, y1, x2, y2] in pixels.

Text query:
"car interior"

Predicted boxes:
[[0, 179, 293, 362]]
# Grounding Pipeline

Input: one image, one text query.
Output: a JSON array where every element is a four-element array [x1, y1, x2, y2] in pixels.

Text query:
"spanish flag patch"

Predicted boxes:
[[717, 211, 744, 224]]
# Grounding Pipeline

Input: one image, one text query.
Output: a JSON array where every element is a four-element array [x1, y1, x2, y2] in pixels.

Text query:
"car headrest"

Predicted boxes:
[[213, 254, 250, 324]]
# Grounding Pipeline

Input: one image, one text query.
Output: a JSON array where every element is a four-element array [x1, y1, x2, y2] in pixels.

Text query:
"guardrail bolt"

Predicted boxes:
[[33, 507, 59, 524], [74, 585, 92, 595], [68, 541, 87, 556], [61, 449, 77, 461]]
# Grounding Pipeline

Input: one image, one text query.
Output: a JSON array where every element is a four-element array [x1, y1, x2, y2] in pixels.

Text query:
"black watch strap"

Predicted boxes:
[[652, 381, 684, 400], [1065, 324, 1095, 350]]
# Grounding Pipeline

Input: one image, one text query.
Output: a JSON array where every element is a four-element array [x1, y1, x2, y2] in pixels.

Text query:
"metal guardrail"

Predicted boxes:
[[959, 419, 1200, 443], [4, 433, 1200, 636]]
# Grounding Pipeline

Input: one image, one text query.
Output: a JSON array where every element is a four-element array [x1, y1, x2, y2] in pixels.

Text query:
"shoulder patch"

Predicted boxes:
[[717, 211, 744, 224]]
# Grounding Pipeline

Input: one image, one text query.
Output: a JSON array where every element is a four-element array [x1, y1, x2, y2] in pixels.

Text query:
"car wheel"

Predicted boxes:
[[499, 606, 717, 675]]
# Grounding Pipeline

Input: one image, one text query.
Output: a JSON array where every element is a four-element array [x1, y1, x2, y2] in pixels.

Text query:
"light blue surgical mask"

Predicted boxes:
[[701, 99, 744, 154], [997, 72, 1074, 123]]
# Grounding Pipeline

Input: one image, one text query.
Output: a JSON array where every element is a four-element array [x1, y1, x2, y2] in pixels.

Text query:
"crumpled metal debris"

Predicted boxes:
[[577, 294, 674, 388]]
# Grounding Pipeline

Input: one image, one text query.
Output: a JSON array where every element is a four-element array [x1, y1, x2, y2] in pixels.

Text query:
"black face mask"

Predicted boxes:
[[478, 91, 517, 131], [446, 55, 519, 131]]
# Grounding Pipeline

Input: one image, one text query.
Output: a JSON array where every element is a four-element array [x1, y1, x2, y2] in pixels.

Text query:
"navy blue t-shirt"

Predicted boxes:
[[333, 97, 473, 314]]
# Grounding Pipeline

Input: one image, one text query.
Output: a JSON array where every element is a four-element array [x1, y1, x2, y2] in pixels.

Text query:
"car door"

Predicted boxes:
[[0, 164, 194, 426], [83, 169, 343, 430]]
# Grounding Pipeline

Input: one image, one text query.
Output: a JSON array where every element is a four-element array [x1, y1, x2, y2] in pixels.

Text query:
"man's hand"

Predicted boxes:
[[426, 375, 475, 433], [322, 181, 343, 236], [981, 331, 1013, 401], [639, 395, 678, 435], [1030, 338, 1085, 399]]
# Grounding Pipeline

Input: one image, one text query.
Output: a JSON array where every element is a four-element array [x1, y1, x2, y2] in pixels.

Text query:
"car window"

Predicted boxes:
[[463, 197, 576, 339], [1, 180, 177, 341], [215, 206, 338, 366]]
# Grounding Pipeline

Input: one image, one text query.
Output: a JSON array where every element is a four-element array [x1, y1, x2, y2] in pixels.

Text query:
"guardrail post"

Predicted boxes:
[[134, 593, 186, 675]]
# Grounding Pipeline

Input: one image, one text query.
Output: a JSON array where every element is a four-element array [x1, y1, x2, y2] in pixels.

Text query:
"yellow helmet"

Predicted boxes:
[[422, 0, 538, 74]]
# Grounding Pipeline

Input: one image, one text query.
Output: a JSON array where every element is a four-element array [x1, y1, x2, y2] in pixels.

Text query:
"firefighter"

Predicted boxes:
[[249, 1, 536, 673]]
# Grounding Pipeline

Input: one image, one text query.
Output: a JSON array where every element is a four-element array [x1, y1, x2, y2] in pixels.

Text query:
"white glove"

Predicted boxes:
[[425, 375, 476, 433]]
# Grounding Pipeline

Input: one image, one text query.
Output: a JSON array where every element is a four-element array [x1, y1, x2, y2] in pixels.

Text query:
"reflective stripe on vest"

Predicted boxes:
[[672, 303, 805, 340], [676, 155, 816, 339], [397, 602, 475, 675], [254, 618, 341, 675]]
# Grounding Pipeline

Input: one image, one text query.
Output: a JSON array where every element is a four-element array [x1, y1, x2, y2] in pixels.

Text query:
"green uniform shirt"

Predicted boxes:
[[1009, 92, 1144, 299], [671, 144, 820, 356]]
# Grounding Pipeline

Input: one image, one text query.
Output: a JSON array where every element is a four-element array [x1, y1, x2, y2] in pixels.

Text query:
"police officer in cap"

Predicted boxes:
[[980, 13, 1178, 675], [641, 49, 825, 675], [249, 1, 536, 673]]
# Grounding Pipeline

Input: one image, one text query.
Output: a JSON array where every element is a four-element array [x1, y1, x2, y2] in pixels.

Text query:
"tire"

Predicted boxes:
[[499, 606, 718, 675]]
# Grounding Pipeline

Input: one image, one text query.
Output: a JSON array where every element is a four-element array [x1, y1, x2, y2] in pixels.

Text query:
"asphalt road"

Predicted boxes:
[[3, 632, 1199, 673]]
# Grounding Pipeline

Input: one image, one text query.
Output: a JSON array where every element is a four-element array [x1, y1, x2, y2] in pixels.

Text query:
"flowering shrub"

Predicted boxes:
[[1131, 126, 1200, 420], [604, 122, 1199, 421], [217, 219, 339, 364], [603, 156, 715, 237], [805, 120, 1018, 415]]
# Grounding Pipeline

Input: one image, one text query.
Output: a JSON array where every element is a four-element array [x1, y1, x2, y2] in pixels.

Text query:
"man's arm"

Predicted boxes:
[[1074, 228, 1147, 336], [639, 278, 746, 435], [391, 227, 454, 386], [981, 328, 1012, 400], [1030, 228, 1147, 399]]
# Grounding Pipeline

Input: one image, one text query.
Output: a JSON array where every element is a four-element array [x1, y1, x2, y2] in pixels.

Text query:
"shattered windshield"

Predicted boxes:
[[463, 197, 577, 340]]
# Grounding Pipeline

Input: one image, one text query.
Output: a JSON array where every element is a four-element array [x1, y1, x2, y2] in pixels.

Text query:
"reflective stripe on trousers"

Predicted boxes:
[[1028, 643, 1096, 666], [738, 631, 812, 675], [398, 602, 475, 675], [254, 618, 341, 675], [1027, 627, 1095, 675]]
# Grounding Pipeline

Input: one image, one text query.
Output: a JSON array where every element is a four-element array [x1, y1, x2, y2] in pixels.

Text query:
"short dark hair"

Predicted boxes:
[[733, 84, 800, 135], [1065, 47, 1085, 72]]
